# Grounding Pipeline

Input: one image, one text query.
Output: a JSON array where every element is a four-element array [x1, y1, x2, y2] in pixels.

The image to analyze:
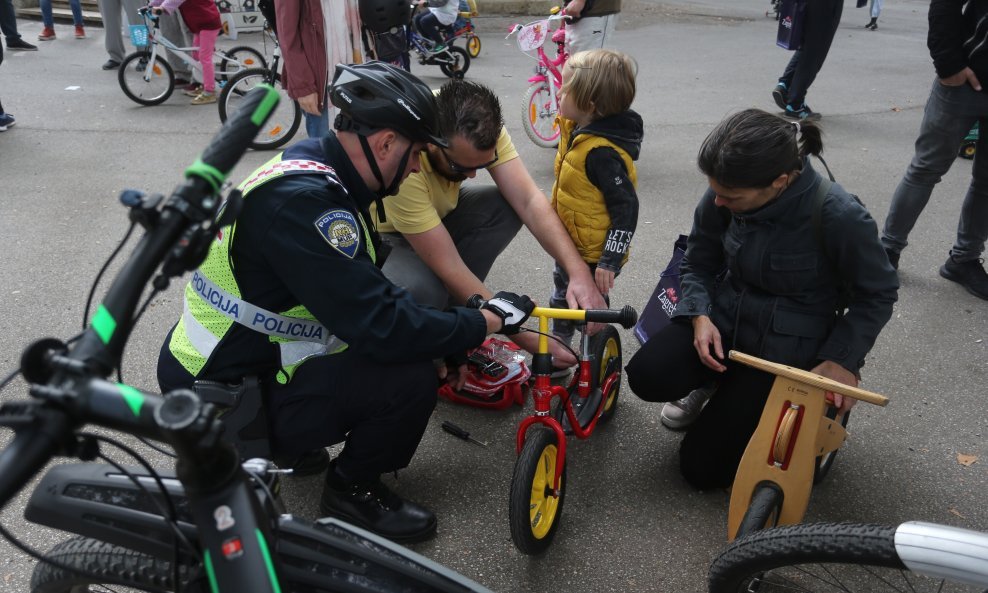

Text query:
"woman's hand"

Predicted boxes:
[[297, 93, 320, 116], [692, 315, 726, 372], [563, 0, 585, 17], [810, 360, 858, 414]]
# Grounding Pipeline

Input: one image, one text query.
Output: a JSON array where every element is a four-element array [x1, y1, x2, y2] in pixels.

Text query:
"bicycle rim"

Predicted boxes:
[[521, 83, 560, 148], [591, 325, 621, 424], [709, 523, 987, 593], [219, 69, 300, 150], [509, 428, 566, 555], [467, 35, 481, 57], [119, 53, 173, 106]]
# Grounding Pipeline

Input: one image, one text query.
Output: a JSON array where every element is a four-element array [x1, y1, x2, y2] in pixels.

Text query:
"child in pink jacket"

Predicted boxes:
[[151, 0, 222, 104]]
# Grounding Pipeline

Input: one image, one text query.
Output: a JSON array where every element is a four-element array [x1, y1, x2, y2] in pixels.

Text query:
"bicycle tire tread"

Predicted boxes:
[[31, 536, 182, 593], [709, 522, 904, 593]]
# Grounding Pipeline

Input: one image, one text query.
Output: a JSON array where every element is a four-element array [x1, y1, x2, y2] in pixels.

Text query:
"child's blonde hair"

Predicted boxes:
[[561, 49, 637, 119]]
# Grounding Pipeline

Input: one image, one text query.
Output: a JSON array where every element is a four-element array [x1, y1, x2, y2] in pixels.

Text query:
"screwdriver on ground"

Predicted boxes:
[[441, 421, 488, 447]]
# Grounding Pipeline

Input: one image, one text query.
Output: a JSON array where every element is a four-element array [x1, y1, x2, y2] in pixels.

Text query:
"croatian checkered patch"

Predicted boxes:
[[315, 209, 360, 259]]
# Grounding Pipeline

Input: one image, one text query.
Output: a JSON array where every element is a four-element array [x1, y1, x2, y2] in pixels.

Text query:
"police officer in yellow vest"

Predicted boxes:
[[157, 62, 534, 543]]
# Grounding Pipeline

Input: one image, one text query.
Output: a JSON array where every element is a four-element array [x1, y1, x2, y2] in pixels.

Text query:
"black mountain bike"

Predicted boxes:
[[0, 85, 491, 593]]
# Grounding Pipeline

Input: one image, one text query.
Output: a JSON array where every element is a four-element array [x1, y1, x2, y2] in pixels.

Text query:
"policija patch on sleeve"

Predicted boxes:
[[314, 209, 361, 259]]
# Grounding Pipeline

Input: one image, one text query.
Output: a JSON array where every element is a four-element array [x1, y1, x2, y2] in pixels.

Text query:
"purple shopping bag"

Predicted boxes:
[[776, 0, 807, 50], [633, 235, 688, 345]]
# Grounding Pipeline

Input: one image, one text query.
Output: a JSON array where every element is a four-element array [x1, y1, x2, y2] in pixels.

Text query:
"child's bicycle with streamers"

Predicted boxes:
[[708, 351, 988, 592], [507, 9, 568, 149], [120, 6, 266, 106], [0, 87, 493, 593], [466, 295, 637, 555]]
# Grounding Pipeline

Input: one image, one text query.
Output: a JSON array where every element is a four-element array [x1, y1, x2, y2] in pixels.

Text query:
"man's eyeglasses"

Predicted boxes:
[[443, 148, 499, 174]]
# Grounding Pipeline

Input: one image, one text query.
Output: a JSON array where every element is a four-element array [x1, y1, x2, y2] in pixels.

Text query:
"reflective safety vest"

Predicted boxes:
[[167, 153, 377, 384]]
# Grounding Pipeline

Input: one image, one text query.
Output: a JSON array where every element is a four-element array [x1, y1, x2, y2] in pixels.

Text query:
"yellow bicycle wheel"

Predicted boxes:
[[467, 34, 481, 57], [509, 427, 566, 555], [592, 325, 622, 424]]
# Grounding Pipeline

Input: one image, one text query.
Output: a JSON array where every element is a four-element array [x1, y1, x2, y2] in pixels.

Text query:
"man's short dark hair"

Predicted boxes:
[[437, 80, 503, 150]]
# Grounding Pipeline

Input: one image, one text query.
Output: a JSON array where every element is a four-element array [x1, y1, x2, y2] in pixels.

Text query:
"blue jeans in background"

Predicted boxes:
[[304, 102, 330, 139], [41, 0, 84, 27], [882, 79, 988, 262]]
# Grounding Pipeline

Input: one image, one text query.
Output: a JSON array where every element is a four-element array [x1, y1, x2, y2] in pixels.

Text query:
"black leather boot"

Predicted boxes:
[[319, 464, 437, 543]]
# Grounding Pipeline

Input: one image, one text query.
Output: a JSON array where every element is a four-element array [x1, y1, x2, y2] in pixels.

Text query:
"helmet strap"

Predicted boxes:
[[357, 133, 415, 222]]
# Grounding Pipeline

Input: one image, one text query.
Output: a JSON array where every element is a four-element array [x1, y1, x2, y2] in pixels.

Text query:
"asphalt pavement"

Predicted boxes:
[[0, 1, 986, 592]]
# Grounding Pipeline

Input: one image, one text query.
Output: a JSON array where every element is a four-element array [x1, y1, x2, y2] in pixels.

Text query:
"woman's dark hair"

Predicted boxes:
[[697, 108, 823, 189]]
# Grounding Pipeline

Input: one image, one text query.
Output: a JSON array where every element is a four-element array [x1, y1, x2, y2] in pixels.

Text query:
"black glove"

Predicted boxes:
[[481, 291, 535, 335]]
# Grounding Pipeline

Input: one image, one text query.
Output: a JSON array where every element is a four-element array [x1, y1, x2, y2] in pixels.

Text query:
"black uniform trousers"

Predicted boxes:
[[625, 319, 775, 490], [778, 0, 844, 108], [266, 351, 438, 482]]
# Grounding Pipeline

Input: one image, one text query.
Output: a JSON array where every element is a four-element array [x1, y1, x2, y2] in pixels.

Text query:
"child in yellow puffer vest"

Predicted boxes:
[[549, 48, 643, 348]]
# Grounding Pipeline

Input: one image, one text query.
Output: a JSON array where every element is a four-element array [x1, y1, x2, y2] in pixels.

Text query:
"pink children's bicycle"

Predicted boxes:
[[507, 9, 568, 149]]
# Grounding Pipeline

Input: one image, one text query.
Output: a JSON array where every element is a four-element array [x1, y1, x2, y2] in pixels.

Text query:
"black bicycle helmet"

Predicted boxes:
[[359, 0, 410, 33], [330, 61, 447, 148]]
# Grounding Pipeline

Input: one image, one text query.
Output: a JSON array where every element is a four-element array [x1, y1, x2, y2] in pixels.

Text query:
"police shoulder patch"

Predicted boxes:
[[314, 209, 361, 259]]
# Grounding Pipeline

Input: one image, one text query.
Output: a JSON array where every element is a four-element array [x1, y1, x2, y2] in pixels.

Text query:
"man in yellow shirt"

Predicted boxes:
[[374, 80, 607, 365]]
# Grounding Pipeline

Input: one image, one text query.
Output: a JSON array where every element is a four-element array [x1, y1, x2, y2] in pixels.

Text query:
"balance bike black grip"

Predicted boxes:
[[195, 84, 280, 182], [585, 305, 638, 329]]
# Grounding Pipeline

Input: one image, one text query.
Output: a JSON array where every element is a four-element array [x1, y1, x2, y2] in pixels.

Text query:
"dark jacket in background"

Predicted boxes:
[[928, 0, 988, 84], [673, 160, 898, 375]]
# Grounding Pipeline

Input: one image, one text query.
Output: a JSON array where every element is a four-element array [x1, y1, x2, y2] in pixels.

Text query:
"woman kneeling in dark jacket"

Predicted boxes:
[[626, 108, 898, 490]]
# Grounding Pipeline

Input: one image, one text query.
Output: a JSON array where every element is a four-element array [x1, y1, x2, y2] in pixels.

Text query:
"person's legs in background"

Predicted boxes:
[[866, 0, 882, 29], [565, 13, 618, 54], [882, 81, 982, 270], [1, 0, 37, 50], [37, 0, 83, 40], [159, 10, 193, 85], [98, 0, 124, 68], [414, 10, 443, 47], [190, 28, 219, 104], [776, 0, 843, 119], [0, 40, 12, 131]]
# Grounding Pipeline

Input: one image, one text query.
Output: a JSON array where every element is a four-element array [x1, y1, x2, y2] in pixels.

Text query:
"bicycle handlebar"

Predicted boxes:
[[531, 305, 638, 329], [728, 350, 889, 406], [188, 84, 280, 193], [0, 84, 279, 516], [466, 295, 638, 329]]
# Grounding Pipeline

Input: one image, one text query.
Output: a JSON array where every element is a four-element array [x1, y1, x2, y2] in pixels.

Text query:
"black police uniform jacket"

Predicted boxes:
[[158, 134, 487, 389], [672, 159, 899, 375]]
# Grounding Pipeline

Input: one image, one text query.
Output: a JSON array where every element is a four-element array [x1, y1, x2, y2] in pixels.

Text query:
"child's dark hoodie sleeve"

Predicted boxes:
[[586, 147, 639, 272]]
